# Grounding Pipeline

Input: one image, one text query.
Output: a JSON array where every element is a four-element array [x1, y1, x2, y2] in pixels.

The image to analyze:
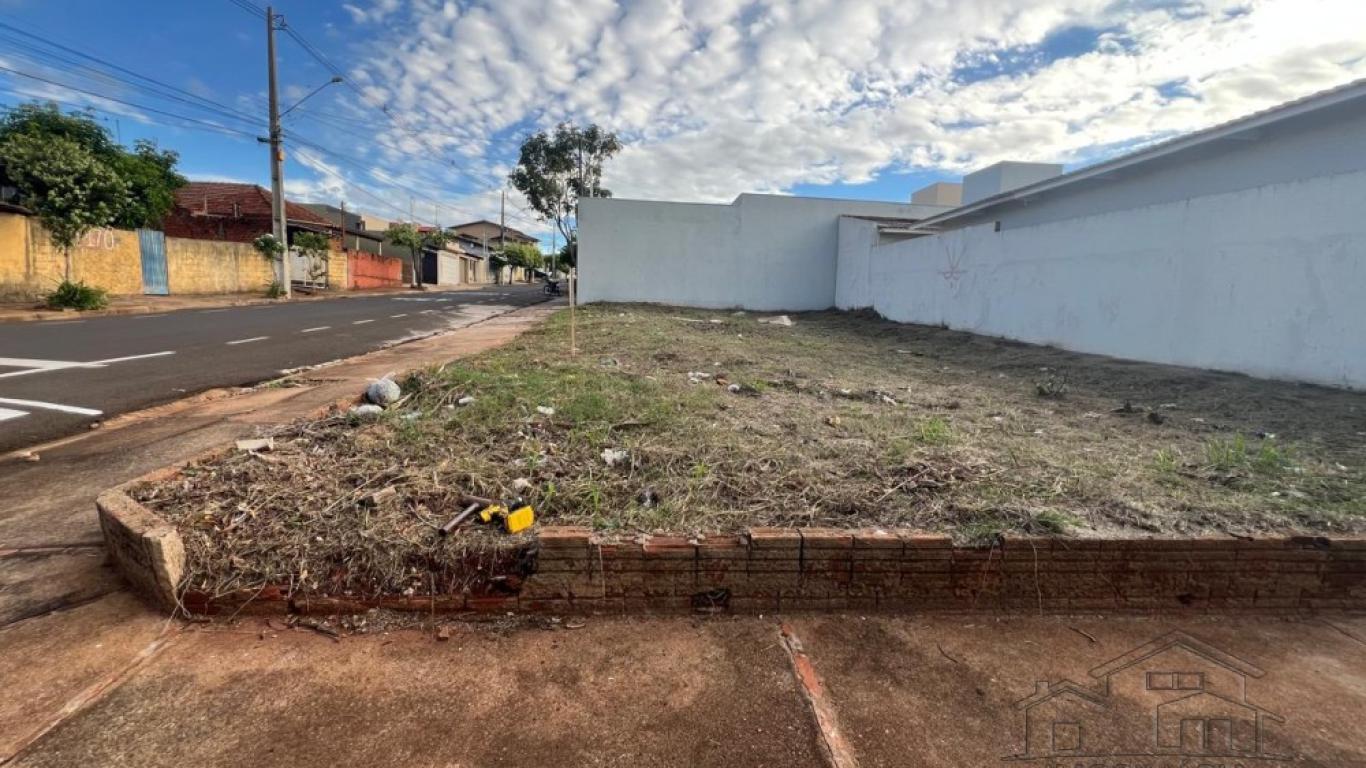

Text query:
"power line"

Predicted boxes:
[[0, 65, 260, 139], [0, 21, 261, 128]]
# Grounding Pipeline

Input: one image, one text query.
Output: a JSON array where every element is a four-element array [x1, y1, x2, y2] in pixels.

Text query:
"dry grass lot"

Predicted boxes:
[[136, 304, 1366, 595]]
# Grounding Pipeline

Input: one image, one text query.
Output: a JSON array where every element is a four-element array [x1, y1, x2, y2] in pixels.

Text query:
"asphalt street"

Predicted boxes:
[[0, 285, 547, 453]]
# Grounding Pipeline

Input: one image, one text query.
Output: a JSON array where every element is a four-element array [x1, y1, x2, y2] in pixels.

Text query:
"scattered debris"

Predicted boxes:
[[1035, 373, 1069, 399], [19, 451, 39, 463], [361, 487, 398, 507], [88, 421, 101, 430], [436, 626, 452, 641], [235, 438, 274, 453], [565, 620, 587, 630], [1114, 401, 1140, 414], [757, 314, 794, 327], [1069, 626, 1098, 644], [1147, 411, 1166, 425], [637, 486, 660, 507], [536, 405, 555, 417], [727, 382, 760, 396], [349, 404, 384, 417], [601, 448, 629, 467], [687, 371, 712, 384], [825, 415, 842, 427], [512, 477, 533, 492], [456, 396, 475, 406], [366, 377, 402, 406]]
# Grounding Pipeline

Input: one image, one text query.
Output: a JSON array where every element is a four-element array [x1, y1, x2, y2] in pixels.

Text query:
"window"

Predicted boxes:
[[1146, 672, 1204, 691], [1052, 722, 1081, 752]]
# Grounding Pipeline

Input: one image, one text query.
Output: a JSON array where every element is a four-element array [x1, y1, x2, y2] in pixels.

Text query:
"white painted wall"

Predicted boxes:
[[579, 194, 947, 311], [854, 169, 1366, 388]]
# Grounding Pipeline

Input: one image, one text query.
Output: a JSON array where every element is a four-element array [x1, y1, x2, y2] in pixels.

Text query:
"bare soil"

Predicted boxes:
[[133, 304, 1366, 596]]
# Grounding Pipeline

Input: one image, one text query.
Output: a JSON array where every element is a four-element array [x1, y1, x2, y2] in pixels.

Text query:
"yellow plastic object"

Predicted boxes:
[[476, 502, 535, 534], [504, 503, 536, 534]]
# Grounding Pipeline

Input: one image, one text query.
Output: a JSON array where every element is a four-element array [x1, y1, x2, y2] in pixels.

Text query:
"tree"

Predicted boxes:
[[0, 132, 128, 280], [509, 123, 619, 268], [111, 140, 186, 229], [0, 102, 186, 279], [556, 234, 577, 269], [386, 223, 449, 288], [500, 241, 543, 281], [292, 231, 332, 285]]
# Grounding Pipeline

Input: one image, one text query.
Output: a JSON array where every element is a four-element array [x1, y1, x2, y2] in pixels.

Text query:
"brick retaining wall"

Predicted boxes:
[[160, 525, 1366, 617]]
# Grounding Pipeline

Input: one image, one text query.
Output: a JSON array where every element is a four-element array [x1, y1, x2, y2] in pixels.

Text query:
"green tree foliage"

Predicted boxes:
[[0, 102, 187, 279], [386, 223, 450, 287], [509, 123, 619, 266], [0, 132, 129, 279], [111, 140, 187, 229], [292, 230, 332, 283], [500, 241, 543, 280], [556, 234, 577, 269]]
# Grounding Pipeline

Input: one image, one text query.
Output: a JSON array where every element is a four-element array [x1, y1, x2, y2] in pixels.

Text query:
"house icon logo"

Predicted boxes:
[[1005, 631, 1290, 765]]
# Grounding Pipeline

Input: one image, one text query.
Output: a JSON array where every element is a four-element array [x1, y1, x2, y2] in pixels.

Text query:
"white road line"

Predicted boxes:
[[0, 358, 87, 370], [0, 397, 101, 416], [226, 336, 269, 345], [390, 313, 407, 318], [87, 351, 176, 365], [352, 319, 373, 325], [301, 326, 330, 333], [0, 407, 27, 422]]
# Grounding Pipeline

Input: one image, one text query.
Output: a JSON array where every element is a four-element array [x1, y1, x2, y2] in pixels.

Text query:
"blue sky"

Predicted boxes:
[[2, 1, 1364, 244]]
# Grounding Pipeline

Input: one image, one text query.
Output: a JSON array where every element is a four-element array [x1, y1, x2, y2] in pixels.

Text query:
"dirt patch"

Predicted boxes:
[[133, 304, 1366, 596]]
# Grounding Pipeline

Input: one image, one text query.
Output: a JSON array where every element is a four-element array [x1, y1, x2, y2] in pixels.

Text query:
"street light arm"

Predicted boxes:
[[280, 76, 343, 117]]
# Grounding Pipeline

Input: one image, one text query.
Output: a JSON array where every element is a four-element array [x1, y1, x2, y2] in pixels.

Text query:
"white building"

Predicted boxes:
[[579, 78, 1366, 388]]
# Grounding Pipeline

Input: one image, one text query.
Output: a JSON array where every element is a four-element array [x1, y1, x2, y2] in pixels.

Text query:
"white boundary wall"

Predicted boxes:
[[845, 170, 1366, 388], [579, 194, 945, 311]]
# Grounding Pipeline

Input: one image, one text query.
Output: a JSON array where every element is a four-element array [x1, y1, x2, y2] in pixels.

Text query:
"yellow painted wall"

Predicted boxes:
[[165, 237, 274, 294], [30, 220, 144, 295], [0, 213, 32, 296], [0, 212, 350, 296]]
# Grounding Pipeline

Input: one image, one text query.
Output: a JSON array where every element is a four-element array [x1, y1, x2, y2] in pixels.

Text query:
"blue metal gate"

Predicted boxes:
[[137, 229, 169, 295]]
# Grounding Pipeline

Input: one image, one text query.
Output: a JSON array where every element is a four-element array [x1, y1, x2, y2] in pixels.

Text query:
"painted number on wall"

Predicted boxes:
[[80, 228, 117, 250]]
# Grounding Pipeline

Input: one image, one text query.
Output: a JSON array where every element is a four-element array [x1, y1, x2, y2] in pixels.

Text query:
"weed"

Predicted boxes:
[[1031, 509, 1079, 534], [915, 417, 953, 445], [45, 280, 108, 310], [1153, 448, 1178, 474], [265, 280, 286, 299]]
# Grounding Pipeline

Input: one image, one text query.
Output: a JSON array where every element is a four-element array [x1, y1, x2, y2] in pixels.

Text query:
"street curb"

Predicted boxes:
[[0, 284, 491, 324]]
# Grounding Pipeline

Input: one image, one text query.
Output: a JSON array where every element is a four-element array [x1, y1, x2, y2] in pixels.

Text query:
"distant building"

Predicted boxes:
[[164, 182, 333, 244]]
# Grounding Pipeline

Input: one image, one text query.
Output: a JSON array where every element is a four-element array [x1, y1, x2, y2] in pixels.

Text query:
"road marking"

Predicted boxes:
[[390, 313, 407, 318], [226, 336, 269, 345], [301, 326, 330, 333], [0, 358, 88, 371], [0, 397, 101, 416], [0, 407, 26, 422], [352, 319, 373, 325], [87, 351, 176, 365], [133, 314, 168, 319]]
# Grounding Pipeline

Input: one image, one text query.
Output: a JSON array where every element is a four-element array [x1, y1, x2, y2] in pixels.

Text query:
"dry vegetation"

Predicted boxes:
[[135, 304, 1366, 596]]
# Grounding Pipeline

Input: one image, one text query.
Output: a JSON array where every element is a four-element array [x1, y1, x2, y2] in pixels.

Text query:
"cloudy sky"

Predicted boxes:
[[2, 0, 1364, 242]]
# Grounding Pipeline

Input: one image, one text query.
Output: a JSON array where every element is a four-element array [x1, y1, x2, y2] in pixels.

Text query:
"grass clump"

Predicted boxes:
[[45, 279, 108, 310]]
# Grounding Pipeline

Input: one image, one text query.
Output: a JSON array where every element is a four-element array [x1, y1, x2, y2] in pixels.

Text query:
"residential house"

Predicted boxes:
[[301, 203, 406, 289], [164, 182, 344, 290], [449, 220, 538, 283]]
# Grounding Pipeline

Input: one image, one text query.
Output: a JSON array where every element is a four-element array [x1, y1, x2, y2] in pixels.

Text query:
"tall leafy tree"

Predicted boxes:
[[509, 123, 620, 266], [385, 223, 449, 288], [0, 132, 128, 280], [111, 140, 187, 229]]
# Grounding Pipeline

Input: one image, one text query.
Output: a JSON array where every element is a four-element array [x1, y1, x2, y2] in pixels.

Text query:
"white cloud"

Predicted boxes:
[[327, 0, 1366, 210]]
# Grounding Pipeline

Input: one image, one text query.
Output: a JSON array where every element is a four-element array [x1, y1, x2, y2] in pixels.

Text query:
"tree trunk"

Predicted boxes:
[[411, 253, 422, 288], [64, 247, 72, 283]]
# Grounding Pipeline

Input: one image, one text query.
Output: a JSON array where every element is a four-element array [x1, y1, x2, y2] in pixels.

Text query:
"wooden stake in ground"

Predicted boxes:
[[569, 267, 577, 356]]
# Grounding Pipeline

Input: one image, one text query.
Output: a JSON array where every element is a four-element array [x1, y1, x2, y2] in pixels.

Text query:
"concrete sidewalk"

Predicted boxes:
[[1, 298, 1363, 767], [3, 613, 1362, 766]]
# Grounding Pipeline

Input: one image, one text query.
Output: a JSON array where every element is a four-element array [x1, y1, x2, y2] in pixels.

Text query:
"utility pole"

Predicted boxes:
[[265, 5, 290, 298], [500, 189, 508, 281]]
